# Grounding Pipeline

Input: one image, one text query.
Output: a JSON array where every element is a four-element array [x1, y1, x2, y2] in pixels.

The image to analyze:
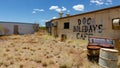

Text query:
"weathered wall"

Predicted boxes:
[[52, 7, 120, 40], [0, 22, 38, 35], [18, 24, 35, 34], [0, 23, 16, 35]]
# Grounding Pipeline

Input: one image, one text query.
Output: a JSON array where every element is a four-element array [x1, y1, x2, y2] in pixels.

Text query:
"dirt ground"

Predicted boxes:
[[0, 32, 119, 68]]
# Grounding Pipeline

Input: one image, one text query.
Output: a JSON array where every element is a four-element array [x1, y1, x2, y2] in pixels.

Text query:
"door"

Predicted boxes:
[[14, 25, 19, 34], [54, 26, 58, 37], [53, 22, 58, 37]]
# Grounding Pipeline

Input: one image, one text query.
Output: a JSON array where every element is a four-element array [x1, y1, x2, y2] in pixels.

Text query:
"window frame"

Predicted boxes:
[[112, 18, 120, 30], [64, 22, 70, 29]]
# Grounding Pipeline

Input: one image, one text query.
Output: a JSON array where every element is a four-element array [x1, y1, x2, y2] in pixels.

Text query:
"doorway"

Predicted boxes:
[[14, 25, 19, 34], [54, 26, 58, 37]]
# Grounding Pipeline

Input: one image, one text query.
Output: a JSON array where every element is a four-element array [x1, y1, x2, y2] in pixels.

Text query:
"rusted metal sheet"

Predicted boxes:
[[100, 44, 114, 48], [87, 36, 118, 62], [87, 43, 100, 50]]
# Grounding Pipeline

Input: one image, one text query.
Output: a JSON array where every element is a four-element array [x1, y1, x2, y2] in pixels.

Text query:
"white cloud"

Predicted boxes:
[[107, 0, 112, 3], [34, 9, 44, 11], [73, 4, 84, 11], [90, 0, 104, 5], [56, 8, 61, 12], [49, 6, 67, 12], [90, 0, 112, 5], [62, 7, 67, 11], [49, 6, 59, 10], [32, 11, 36, 14], [105, 0, 112, 5], [45, 20, 50, 22], [32, 9, 44, 14], [52, 17, 57, 19]]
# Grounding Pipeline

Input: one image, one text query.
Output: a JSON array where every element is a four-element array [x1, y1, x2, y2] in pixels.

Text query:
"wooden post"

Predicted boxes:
[[114, 38, 120, 55]]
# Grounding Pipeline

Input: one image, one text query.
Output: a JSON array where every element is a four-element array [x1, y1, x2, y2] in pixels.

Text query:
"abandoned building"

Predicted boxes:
[[0, 21, 39, 35], [46, 5, 120, 54], [46, 20, 52, 35], [46, 5, 120, 40]]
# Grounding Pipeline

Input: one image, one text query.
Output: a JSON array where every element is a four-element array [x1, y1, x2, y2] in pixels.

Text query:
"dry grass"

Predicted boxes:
[[118, 56, 120, 68], [0, 32, 119, 68]]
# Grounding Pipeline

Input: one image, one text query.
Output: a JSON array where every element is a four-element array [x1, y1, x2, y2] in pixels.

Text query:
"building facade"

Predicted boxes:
[[46, 20, 52, 35], [0, 21, 39, 35], [50, 5, 120, 40]]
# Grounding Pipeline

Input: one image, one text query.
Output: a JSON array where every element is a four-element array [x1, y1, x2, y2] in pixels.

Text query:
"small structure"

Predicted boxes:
[[0, 21, 39, 35]]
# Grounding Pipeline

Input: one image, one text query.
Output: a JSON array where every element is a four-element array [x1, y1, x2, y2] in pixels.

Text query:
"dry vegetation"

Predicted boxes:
[[118, 56, 120, 68], [0, 32, 119, 68]]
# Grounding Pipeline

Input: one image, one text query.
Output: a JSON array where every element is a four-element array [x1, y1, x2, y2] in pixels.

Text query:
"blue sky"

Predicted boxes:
[[0, 0, 120, 26]]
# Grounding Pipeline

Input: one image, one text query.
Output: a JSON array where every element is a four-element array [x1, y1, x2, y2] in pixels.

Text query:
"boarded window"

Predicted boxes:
[[112, 18, 120, 30], [64, 22, 69, 29]]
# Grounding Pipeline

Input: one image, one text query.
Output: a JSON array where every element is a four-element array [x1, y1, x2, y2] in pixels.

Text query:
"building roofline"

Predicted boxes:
[[0, 21, 39, 25], [52, 5, 120, 20]]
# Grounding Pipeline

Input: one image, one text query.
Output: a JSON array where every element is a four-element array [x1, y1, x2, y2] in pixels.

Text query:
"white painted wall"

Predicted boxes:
[[0, 23, 13, 35], [18, 24, 35, 34], [0, 22, 38, 35]]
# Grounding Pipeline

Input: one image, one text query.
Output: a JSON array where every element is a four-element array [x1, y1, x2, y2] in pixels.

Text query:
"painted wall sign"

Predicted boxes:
[[73, 17, 103, 40]]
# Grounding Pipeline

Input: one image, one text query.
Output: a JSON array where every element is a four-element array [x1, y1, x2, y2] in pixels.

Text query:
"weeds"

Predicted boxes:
[[0, 32, 118, 68]]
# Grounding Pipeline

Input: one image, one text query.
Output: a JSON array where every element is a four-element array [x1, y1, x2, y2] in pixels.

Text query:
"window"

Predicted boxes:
[[112, 18, 120, 30], [64, 22, 69, 29]]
